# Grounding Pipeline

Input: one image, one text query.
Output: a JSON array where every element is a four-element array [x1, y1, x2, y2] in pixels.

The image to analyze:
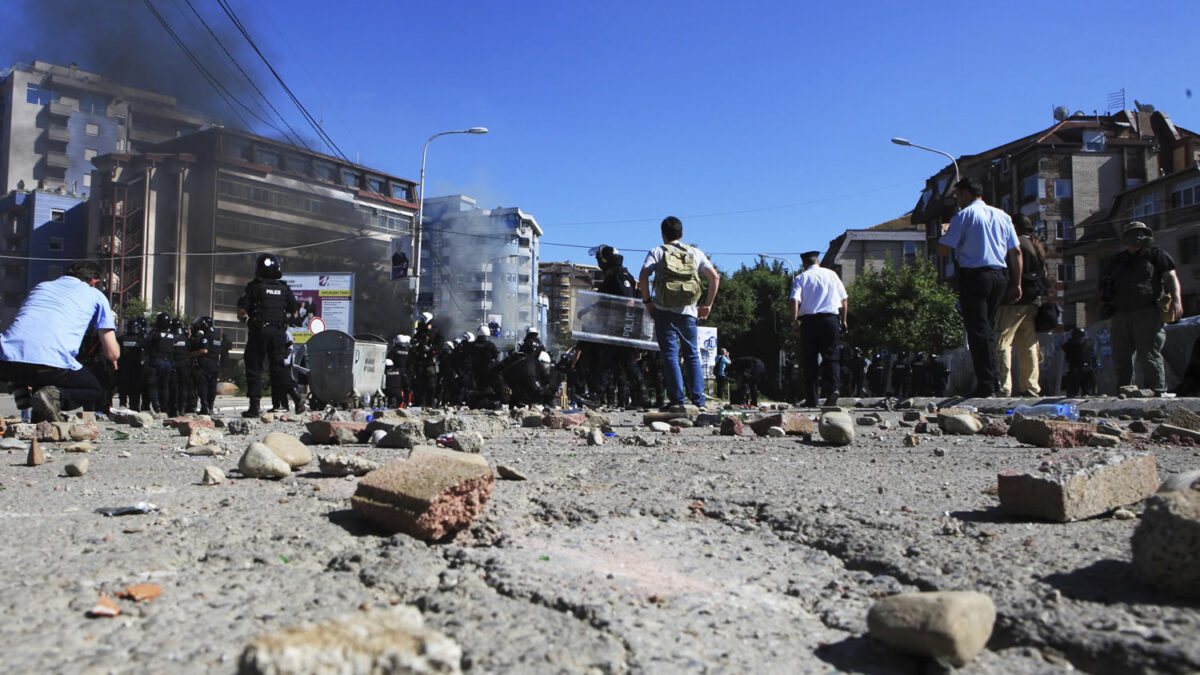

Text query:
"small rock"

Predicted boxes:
[[587, 429, 604, 446], [451, 430, 484, 454], [1159, 470, 1200, 493], [902, 410, 922, 422], [867, 591, 995, 666], [940, 413, 983, 435], [225, 419, 255, 435], [26, 438, 44, 466], [649, 421, 671, 433], [261, 432, 312, 469], [1129, 420, 1150, 434], [933, 447, 946, 457], [1087, 433, 1120, 448], [856, 416, 879, 427], [370, 429, 388, 445], [1132, 487, 1200, 599], [65, 457, 88, 477], [719, 416, 743, 436], [903, 434, 919, 447], [202, 465, 225, 485], [766, 426, 786, 438], [63, 441, 93, 453], [238, 442, 292, 479], [317, 453, 380, 477], [1112, 507, 1136, 520], [496, 464, 527, 480], [818, 411, 854, 446], [669, 418, 693, 429]]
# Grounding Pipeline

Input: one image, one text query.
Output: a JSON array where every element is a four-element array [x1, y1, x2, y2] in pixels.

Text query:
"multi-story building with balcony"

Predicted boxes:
[[0, 61, 213, 197], [420, 195, 543, 347], [539, 261, 603, 345], [89, 126, 418, 345], [0, 187, 87, 326], [907, 106, 1200, 328]]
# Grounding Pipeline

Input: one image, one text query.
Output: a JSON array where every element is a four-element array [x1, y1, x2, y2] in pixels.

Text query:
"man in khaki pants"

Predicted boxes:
[[994, 215, 1047, 397]]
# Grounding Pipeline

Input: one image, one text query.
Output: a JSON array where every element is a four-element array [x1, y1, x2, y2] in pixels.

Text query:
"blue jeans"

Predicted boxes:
[[654, 310, 705, 407]]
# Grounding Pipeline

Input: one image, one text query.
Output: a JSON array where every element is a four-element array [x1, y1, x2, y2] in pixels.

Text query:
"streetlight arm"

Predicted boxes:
[[891, 138, 960, 188]]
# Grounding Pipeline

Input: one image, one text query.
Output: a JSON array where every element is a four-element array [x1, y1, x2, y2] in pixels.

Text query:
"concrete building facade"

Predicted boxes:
[[420, 195, 543, 348], [822, 214, 926, 286], [0, 61, 212, 197], [907, 107, 1200, 329], [90, 127, 418, 346], [539, 261, 603, 345], [0, 188, 87, 326]]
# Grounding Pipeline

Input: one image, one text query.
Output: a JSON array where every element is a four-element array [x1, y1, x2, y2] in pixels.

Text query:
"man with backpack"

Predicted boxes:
[[994, 215, 1049, 397], [639, 216, 720, 411]]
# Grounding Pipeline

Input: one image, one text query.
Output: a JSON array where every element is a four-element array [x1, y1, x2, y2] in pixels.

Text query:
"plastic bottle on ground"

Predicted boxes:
[[1009, 403, 1079, 421]]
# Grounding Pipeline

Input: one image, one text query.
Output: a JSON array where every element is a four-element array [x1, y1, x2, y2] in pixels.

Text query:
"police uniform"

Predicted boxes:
[[238, 255, 300, 417], [189, 318, 220, 415], [117, 319, 147, 410], [144, 315, 176, 414]]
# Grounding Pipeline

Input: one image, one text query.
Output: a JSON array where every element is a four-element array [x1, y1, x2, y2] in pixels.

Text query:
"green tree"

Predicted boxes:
[[705, 259, 794, 399], [846, 258, 962, 354], [122, 296, 148, 322]]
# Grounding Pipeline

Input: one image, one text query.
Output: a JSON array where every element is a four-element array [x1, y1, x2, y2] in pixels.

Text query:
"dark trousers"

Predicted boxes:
[[800, 313, 840, 405], [244, 325, 292, 403], [957, 267, 1008, 394], [0, 361, 107, 413], [147, 357, 172, 413]]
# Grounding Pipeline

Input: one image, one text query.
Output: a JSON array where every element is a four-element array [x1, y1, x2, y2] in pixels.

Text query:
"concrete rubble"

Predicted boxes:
[[1, 395, 1200, 673]]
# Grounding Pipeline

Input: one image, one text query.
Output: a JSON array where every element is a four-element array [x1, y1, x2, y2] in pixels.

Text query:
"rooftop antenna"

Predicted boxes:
[[1107, 88, 1125, 113]]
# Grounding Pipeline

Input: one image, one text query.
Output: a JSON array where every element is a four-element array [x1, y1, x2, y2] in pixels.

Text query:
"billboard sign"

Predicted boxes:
[[282, 273, 354, 344]]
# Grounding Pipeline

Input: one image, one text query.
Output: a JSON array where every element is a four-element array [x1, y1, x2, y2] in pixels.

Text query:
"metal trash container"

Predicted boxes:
[[300, 330, 387, 408]]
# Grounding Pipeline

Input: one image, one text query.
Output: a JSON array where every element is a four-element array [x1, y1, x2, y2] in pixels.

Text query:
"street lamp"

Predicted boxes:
[[757, 253, 796, 277], [890, 137, 959, 188], [412, 126, 488, 318]]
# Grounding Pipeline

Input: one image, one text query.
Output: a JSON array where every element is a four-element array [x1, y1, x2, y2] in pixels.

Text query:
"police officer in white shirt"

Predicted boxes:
[[789, 251, 848, 407]]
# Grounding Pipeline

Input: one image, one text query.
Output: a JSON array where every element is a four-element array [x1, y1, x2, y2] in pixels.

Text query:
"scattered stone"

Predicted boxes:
[[543, 412, 586, 430], [1087, 433, 1120, 448], [1010, 417, 1097, 448], [318, 453, 380, 477], [669, 417, 693, 428], [187, 427, 222, 448], [108, 410, 155, 428], [914, 421, 928, 434], [216, 381, 238, 396], [63, 441, 93, 453], [65, 457, 88, 477], [649, 421, 671, 433], [261, 432, 312, 469], [1163, 408, 1200, 432], [451, 430, 484, 454], [748, 412, 814, 437], [238, 442, 292, 479], [1129, 420, 1150, 434], [10, 423, 36, 440], [377, 429, 425, 450], [940, 413, 983, 436], [1112, 507, 1136, 520], [166, 418, 215, 436], [26, 438, 43, 466], [766, 426, 786, 438], [587, 428, 604, 446], [87, 595, 121, 618], [1152, 424, 1200, 445], [202, 465, 225, 485], [1132, 487, 1200, 599], [183, 444, 227, 457], [997, 450, 1158, 522], [496, 464, 527, 481], [237, 606, 462, 675], [933, 447, 946, 457], [1119, 385, 1141, 398], [693, 413, 722, 427], [1096, 420, 1132, 440], [902, 410, 922, 422], [719, 415, 743, 436], [352, 454, 494, 540], [818, 411, 854, 446], [1159, 470, 1200, 493], [260, 413, 276, 423], [370, 429, 388, 446], [305, 420, 368, 445], [520, 414, 544, 428], [224, 418, 255, 435], [903, 434, 919, 448], [856, 416, 879, 427], [867, 591, 996, 667]]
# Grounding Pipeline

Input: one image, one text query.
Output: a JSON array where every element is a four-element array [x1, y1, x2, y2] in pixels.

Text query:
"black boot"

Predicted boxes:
[[242, 399, 261, 418], [291, 391, 306, 414]]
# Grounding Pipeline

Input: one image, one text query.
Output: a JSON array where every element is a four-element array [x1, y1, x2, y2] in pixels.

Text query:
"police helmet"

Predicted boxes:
[[478, 323, 491, 336], [444, 340, 456, 351], [524, 326, 538, 338], [126, 317, 145, 336], [1071, 327, 1086, 340], [396, 335, 411, 345], [256, 253, 283, 279], [419, 312, 434, 325], [192, 316, 213, 333], [461, 332, 475, 343], [538, 351, 551, 364], [155, 312, 171, 330], [594, 244, 623, 271], [170, 317, 184, 332], [385, 358, 394, 367]]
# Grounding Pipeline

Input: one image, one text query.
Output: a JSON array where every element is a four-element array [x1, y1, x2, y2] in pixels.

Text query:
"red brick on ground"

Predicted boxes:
[[1009, 418, 1096, 448], [997, 450, 1158, 522], [351, 454, 495, 541], [305, 420, 368, 445]]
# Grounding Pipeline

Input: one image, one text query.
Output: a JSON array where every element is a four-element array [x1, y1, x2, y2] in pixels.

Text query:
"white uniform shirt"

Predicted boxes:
[[790, 265, 847, 316]]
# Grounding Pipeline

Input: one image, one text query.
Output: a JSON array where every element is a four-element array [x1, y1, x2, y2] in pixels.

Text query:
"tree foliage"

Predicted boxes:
[[705, 259, 795, 397], [845, 258, 962, 354]]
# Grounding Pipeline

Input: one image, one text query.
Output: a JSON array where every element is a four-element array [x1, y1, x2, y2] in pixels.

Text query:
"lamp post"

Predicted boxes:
[[412, 126, 488, 319], [890, 137, 959, 188], [757, 253, 796, 277]]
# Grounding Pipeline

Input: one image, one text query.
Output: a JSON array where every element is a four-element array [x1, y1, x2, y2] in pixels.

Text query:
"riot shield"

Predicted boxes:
[[571, 290, 658, 350]]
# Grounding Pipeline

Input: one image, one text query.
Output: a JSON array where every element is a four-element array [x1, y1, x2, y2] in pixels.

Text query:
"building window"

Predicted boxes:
[[1033, 220, 1048, 240], [315, 161, 336, 182], [116, 138, 126, 152], [366, 176, 386, 195], [1022, 175, 1042, 200], [1182, 235, 1199, 264], [1057, 263, 1075, 282], [1054, 179, 1072, 198], [83, 173, 92, 188], [1170, 178, 1200, 208], [1083, 131, 1106, 152], [1055, 220, 1074, 241], [341, 169, 361, 188], [25, 83, 58, 105], [84, 148, 98, 161], [78, 94, 107, 114], [285, 154, 311, 175], [85, 122, 99, 136], [1131, 193, 1157, 218], [256, 147, 282, 169], [223, 139, 253, 162], [391, 183, 411, 201], [49, 236, 64, 251], [50, 209, 65, 223]]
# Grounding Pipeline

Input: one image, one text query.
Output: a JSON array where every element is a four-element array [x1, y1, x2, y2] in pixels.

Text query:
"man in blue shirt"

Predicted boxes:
[[937, 178, 1022, 397], [0, 261, 120, 421]]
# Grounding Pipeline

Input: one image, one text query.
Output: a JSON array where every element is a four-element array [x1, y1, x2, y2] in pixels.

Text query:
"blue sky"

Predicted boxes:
[[8, 0, 1200, 274]]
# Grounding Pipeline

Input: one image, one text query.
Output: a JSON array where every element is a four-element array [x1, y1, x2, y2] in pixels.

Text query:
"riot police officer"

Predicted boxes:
[[237, 253, 301, 417], [592, 245, 650, 409], [169, 318, 191, 415], [385, 335, 412, 408], [188, 316, 220, 415], [466, 324, 502, 408], [144, 312, 175, 414], [117, 317, 148, 410], [1061, 328, 1096, 397]]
